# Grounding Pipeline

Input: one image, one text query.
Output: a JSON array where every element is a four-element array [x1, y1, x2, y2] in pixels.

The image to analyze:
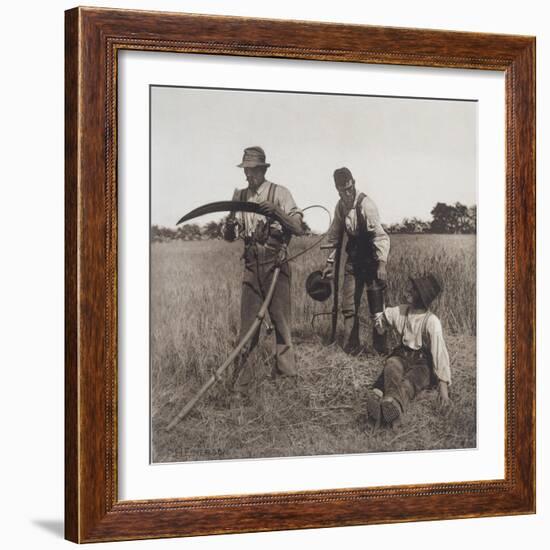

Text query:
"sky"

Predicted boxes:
[[151, 86, 477, 232]]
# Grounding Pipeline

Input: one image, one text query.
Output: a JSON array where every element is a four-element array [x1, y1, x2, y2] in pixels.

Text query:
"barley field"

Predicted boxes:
[[151, 234, 476, 462]]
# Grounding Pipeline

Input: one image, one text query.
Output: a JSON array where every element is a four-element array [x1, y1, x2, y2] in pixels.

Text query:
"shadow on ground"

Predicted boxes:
[[31, 519, 64, 539]]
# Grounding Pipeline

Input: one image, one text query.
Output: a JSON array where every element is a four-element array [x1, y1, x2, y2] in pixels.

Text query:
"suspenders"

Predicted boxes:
[[403, 306, 433, 351], [239, 183, 276, 208], [341, 192, 367, 237], [355, 192, 367, 235], [420, 310, 433, 350], [345, 192, 377, 261], [267, 182, 276, 204]]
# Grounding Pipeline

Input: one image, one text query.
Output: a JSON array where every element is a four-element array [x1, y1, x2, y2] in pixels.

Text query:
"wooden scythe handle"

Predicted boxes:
[[166, 266, 281, 430]]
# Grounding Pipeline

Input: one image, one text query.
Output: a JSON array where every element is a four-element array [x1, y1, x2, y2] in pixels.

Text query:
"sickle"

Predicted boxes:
[[176, 200, 304, 235]]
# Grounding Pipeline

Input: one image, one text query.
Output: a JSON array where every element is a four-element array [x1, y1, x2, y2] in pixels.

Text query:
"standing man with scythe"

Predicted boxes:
[[323, 167, 390, 355], [223, 146, 304, 396]]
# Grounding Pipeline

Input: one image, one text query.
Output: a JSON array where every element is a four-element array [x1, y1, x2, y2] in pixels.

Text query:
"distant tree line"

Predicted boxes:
[[152, 202, 476, 242], [152, 218, 313, 242], [384, 202, 476, 235], [151, 220, 223, 242]]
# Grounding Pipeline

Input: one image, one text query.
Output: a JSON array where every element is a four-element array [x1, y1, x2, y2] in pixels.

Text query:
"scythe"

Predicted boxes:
[[177, 200, 305, 236], [328, 241, 343, 344], [318, 239, 343, 344], [167, 264, 281, 430], [167, 200, 296, 429], [167, 200, 327, 429]]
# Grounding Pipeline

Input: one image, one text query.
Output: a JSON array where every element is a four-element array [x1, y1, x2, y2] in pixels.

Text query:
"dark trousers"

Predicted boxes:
[[341, 260, 385, 352], [232, 243, 296, 391], [379, 349, 431, 412]]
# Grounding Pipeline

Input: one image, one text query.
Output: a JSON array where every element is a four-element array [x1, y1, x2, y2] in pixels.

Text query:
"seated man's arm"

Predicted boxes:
[[374, 304, 400, 335], [426, 315, 452, 408]]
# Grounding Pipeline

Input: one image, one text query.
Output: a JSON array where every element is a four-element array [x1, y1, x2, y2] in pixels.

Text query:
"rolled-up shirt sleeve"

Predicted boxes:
[[383, 305, 401, 331], [361, 197, 390, 263], [276, 185, 302, 218], [425, 315, 452, 385], [325, 202, 345, 263], [326, 202, 344, 248]]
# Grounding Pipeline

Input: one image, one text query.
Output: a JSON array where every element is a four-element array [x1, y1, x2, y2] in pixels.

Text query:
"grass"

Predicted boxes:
[[151, 234, 476, 462]]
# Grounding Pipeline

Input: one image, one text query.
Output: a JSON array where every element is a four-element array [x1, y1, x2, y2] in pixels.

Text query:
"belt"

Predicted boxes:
[[389, 345, 429, 364], [244, 237, 284, 250]]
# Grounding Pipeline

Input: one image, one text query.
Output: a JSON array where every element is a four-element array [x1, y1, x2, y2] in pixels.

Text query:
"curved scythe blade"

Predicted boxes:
[[176, 200, 303, 235], [176, 201, 260, 225]]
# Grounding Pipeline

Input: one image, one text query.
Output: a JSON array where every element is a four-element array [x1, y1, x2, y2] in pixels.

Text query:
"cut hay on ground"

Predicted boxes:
[[151, 234, 476, 462]]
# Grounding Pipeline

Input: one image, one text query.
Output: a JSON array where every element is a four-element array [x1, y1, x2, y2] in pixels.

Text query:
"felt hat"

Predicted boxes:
[[237, 146, 271, 168], [410, 274, 442, 309], [333, 167, 354, 186], [306, 270, 332, 302]]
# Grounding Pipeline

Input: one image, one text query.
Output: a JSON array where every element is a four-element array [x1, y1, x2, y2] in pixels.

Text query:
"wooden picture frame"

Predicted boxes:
[[65, 6, 536, 543]]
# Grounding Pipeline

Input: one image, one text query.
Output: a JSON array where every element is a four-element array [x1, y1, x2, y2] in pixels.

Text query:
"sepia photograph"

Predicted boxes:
[[150, 84, 477, 463]]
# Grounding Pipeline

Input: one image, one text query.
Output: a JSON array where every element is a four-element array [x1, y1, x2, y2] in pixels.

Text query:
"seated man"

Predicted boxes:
[[365, 274, 451, 428]]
